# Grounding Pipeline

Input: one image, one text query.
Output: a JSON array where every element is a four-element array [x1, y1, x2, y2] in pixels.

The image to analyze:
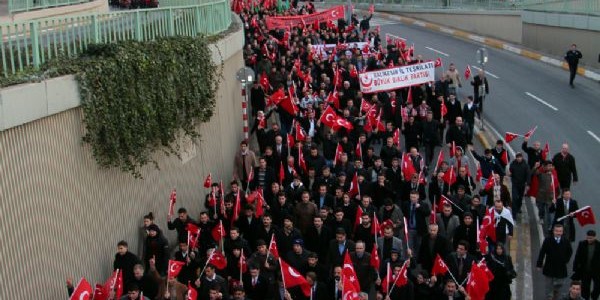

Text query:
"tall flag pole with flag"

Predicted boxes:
[[70, 278, 93, 300], [168, 189, 177, 217], [203, 173, 212, 188]]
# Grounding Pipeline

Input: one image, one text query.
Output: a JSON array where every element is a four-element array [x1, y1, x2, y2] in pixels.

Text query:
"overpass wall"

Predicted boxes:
[[397, 10, 523, 44], [0, 25, 244, 299], [522, 10, 600, 69]]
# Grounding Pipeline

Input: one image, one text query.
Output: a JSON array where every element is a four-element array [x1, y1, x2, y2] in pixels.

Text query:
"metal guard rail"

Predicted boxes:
[[0, 1, 232, 76]]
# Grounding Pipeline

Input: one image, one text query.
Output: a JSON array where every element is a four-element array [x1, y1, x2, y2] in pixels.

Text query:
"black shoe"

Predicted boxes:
[[570, 83, 575, 88]]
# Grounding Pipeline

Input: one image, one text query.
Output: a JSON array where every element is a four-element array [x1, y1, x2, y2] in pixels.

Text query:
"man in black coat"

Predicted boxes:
[[421, 110, 441, 165], [573, 230, 600, 300], [445, 116, 468, 151], [552, 143, 578, 190], [167, 208, 196, 243], [304, 215, 333, 262], [249, 157, 276, 191], [550, 189, 579, 243], [327, 228, 356, 267], [418, 224, 451, 272], [447, 240, 476, 283], [522, 136, 543, 169], [537, 224, 574, 300], [113, 240, 141, 286], [243, 265, 270, 300], [565, 44, 583, 87]]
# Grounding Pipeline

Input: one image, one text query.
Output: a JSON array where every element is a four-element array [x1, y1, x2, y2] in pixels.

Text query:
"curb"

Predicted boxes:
[[361, 9, 600, 82]]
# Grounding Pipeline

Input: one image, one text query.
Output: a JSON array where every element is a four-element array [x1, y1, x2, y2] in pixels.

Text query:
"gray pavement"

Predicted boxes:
[[370, 14, 600, 299]]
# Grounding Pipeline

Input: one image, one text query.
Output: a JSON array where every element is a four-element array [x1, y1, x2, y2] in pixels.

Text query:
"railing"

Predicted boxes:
[[159, 0, 217, 6], [0, 1, 232, 76], [521, 0, 600, 15], [8, 0, 91, 14]]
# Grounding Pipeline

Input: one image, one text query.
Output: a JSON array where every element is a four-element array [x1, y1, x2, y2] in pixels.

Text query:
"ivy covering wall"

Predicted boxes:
[[75, 37, 221, 178]]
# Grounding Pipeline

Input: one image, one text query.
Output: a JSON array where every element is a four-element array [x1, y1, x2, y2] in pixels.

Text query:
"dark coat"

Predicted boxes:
[[445, 124, 468, 152], [446, 252, 476, 283], [485, 253, 515, 300], [113, 251, 141, 286], [249, 166, 276, 191], [418, 234, 451, 272], [243, 274, 270, 300], [573, 239, 600, 278], [402, 200, 431, 236], [327, 240, 356, 267], [537, 235, 573, 278], [552, 153, 578, 188]]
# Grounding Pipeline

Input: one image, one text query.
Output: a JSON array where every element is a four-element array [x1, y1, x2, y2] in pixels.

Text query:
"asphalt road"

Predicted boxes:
[[371, 15, 600, 300]]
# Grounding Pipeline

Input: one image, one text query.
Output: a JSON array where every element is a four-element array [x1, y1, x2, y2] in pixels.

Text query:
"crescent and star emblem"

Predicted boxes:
[[288, 267, 301, 277], [79, 291, 90, 300], [360, 75, 373, 88]]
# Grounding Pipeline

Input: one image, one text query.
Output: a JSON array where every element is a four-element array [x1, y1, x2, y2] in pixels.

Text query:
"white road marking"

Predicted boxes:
[[503, 44, 522, 55], [587, 130, 600, 144], [470, 65, 500, 79], [525, 92, 558, 111], [425, 46, 449, 57], [539, 56, 563, 67], [413, 21, 426, 27], [468, 34, 486, 43]]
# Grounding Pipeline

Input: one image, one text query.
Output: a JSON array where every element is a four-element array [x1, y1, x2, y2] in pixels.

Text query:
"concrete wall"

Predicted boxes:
[[522, 10, 600, 69], [0, 23, 244, 299], [400, 10, 522, 43]]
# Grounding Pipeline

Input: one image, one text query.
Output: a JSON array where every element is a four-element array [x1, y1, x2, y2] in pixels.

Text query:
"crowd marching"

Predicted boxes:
[[68, 1, 599, 300]]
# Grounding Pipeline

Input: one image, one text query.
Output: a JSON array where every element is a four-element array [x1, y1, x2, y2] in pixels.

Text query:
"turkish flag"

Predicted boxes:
[[524, 125, 537, 139], [260, 71, 270, 92], [440, 99, 448, 118], [186, 223, 201, 249], [392, 260, 409, 288], [70, 278, 93, 300], [379, 219, 394, 236], [575, 206, 596, 226], [406, 86, 413, 104], [541, 142, 550, 160], [343, 251, 361, 292], [280, 259, 311, 296], [476, 162, 483, 181], [381, 262, 392, 294], [239, 249, 248, 274], [369, 4, 374, 13], [332, 116, 354, 131], [279, 90, 298, 116], [431, 254, 449, 276], [501, 150, 509, 165], [168, 260, 186, 279], [279, 163, 285, 185], [464, 65, 472, 79], [355, 142, 362, 160], [255, 188, 265, 218], [371, 213, 380, 236], [208, 192, 216, 207], [342, 273, 361, 300], [268, 234, 280, 259], [103, 269, 123, 300], [481, 208, 497, 242], [268, 88, 286, 107], [483, 173, 495, 191], [319, 105, 338, 128], [504, 132, 520, 143], [208, 250, 228, 270], [186, 281, 198, 300], [334, 142, 344, 166], [401, 153, 416, 181], [168, 189, 177, 216], [203, 173, 212, 188], [434, 57, 443, 68], [211, 220, 226, 242], [348, 173, 360, 199], [478, 220, 489, 255], [434, 150, 445, 172], [298, 148, 307, 173], [442, 166, 457, 185], [429, 207, 437, 224], [232, 191, 241, 223], [438, 195, 451, 212], [466, 263, 491, 300], [370, 245, 380, 270], [449, 141, 456, 157], [92, 284, 107, 300], [295, 122, 306, 142], [327, 90, 340, 110], [393, 128, 401, 147], [360, 99, 372, 113], [354, 205, 364, 231]]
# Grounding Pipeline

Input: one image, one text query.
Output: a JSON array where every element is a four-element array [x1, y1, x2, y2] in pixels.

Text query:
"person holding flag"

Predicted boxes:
[[148, 257, 188, 300], [168, 208, 196, 244]]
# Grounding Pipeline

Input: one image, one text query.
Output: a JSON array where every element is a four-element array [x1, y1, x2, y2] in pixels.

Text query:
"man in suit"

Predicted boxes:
[[551, 189, 580, 243], [313, 184, 335, 210], [537, 224, 574, 300], [418, 223, 451, 273], [327, 266, 343, 300], [351, 241, 378, 296], [435, 204, 460, 244], [328, 228, 356, 267], [429, 171, 450, 204], [378, 225, 406, 262], [447, 240, 476, 284], [303, 271, 328, 300], [402, 190, 431, 259], [243, 264, 269, 300], [573, 230, 600, 300]]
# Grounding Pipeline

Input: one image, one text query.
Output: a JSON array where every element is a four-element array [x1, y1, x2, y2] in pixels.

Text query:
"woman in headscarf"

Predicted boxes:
[[144, 224, 169, 276], [486, 242, 516, 300]]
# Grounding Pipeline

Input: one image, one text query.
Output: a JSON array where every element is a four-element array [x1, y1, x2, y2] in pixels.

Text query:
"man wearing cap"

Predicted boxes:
[[508, 152, 531, 218], [286, 239, 312, 271]]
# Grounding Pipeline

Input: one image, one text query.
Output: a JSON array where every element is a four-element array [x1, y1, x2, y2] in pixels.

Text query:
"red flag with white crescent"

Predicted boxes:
[[70, 278, 93, 300], [167, 260, 185, 279], [343, 251, 361, 292], [168, 189, 177, 216], [280, 259, 311, 296], [574, 206, 596, 226]]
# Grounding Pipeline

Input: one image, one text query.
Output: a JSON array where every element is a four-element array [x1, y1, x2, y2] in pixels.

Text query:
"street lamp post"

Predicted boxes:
[[236, 67, 256, 140]]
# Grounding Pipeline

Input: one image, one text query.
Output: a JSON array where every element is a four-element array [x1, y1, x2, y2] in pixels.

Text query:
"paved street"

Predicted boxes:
[[370, 14, 600, 300]]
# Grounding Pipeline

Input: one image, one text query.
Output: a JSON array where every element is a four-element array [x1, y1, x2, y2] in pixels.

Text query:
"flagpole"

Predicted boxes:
[[279, 258, 287, 290], [556, 205, 590, 222], [240, 249, 244, 284], [266, 233, 274, 259], [388, 260, 408, 294], [198, 250, 215, 279]]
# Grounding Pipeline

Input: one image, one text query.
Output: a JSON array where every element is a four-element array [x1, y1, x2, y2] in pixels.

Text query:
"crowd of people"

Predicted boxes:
[[67, 1, 599, 300]]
